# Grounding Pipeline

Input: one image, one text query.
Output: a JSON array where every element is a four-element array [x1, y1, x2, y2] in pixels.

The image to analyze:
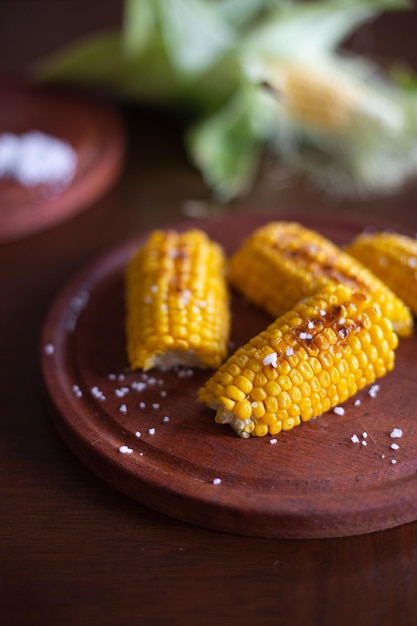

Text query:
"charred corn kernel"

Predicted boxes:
[[198, 284, 398, 438], [228, 221, 413, 338], [125, 229, 230, 371], [345, 231, 417, 316]]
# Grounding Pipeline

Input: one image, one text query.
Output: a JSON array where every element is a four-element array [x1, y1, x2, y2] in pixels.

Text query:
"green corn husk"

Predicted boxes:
[[34, 0, 416, 201]]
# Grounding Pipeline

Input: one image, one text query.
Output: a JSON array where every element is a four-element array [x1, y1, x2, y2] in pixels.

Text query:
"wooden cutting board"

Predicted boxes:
[[0, 82, 125, 243], [41, 211, 417, 538]]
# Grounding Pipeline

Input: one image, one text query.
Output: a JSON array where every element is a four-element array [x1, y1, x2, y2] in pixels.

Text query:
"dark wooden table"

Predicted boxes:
[[2, 6, 417, 626]]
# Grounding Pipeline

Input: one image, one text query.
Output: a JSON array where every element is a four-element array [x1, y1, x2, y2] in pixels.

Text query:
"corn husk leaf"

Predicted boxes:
[[33, 0, 416, 200]]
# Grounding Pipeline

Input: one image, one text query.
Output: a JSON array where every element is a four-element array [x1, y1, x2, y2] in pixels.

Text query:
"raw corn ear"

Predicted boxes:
[[198, 284, 398, 438], [345, 230, 417, 316], [125, 228, 230, 371], [228, 221, 413, 338]]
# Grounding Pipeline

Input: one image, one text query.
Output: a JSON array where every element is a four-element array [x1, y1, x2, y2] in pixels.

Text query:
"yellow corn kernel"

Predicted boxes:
[[228, 221, 413, 337], [125, 228, 230, 371], [345, 230, 417, 316], [198, 284, 398, 438], [264, 60, 367, 132]]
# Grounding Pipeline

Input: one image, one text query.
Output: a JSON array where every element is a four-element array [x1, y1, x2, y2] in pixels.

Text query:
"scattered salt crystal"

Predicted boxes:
[[115, 387, 130, 398], [320, 309, 326, 316], [139, 402, 146, 409], [391, 459, 397, 465], [391, 443, 400, 450], [107, 373, 117, 381], [338, 317, 345, 325], [117, 374, 125, 382], [286, 348, 294, 357], [163, 416, 170, 423], [212, 478, 222, 485], [131, 381, 147, 392], [354, 399, 361, 407], [333, 406, 345, 416], [351, 434, 360, 443], [44, 343, 54, 355], [390, 428, 403, 438], [263, 352, 277, 367], [118, 404, 127, 414], [150, 284, 158, 293], [362, 432, 368, 439], [91, 386, 106, 401], [251, 402, 258, 408], [307, 321, 314, 329], [361, 440, 367, 446], [368, 384, 380, 398], [299, 332, 313, 340], [147, 377, 157, 385], [270, 438, 277, 445], [148, 428, 156, 435], [152, 403, 160, 410], [135, 431, 141, 438], [160, 390, 167, 398], [119, 445, 133, 454], [72, 384, 82, 398]]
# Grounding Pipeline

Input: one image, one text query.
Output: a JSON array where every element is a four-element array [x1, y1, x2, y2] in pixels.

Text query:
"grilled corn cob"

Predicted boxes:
[[345, 231, 417, 316], [199, 284, 398, 438], [228, 221, 413, 338], [125, 228, 230, 371]]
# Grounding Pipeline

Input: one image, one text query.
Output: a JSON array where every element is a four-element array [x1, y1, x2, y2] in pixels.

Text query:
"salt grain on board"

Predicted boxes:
[[390, 428, 403, 438], [119, 445, 133, 454]]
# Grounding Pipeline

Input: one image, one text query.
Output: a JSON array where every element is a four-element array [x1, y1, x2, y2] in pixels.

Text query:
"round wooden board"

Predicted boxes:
[[0, 82, 125, 243], [41, 211, 417, 539]]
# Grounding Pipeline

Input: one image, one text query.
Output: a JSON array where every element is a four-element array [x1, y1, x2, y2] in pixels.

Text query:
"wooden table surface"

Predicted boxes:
[[2, 6, 417, 626]]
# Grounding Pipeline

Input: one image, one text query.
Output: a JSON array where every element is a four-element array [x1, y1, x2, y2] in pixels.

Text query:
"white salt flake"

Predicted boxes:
[[361, 440, 367, 446], [368, 384, 380, 398], [390, 428, 403, 439], [91, 386, 106, 401], [263, 352, 278, 367], [44, 343, 54, 355], [270, 438, 278, 445], [353, 399, 361, 407], [135, 431, 141, 438], [107, 373, 117, 381], [362, 432, 368, 439], [163, 416, 170, 423], [286, 348, 294, 357], [160, 390, 167, 398], [391, 459, 397, 465], [119, 445, 133, 454], [131, 381, 147, 392], [152, 403, 160, 410], [148, 428, 156, 435], [351, 434, 360, 443], [299, 332, 313, 340], [212, 477, 222, 485], [118, 404, 127, 414], [115, 387, 130, 398], [391, 443, 400, 450], [72, 384, 82, 398], [139, 402, 146, 409], [333, 406, 345, 416]]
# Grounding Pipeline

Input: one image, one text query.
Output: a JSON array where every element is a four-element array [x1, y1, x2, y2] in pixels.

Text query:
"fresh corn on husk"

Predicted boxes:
[[228, 221, 413, 338], [346, 230, 417, 316], [198, 283, 398, 438], [125, 228, 230, 371]]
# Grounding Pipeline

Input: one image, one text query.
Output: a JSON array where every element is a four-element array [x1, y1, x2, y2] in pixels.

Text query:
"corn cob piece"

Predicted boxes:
[[228, 221, 413, 338], [345, 231, 417, 317], [198, 284, 398, 438], [125, 229, 230, 371]]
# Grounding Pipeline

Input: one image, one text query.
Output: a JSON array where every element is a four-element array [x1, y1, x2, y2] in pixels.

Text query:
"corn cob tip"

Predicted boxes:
[[345, 230, 417, 319], [198, 283, 398, 438]]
